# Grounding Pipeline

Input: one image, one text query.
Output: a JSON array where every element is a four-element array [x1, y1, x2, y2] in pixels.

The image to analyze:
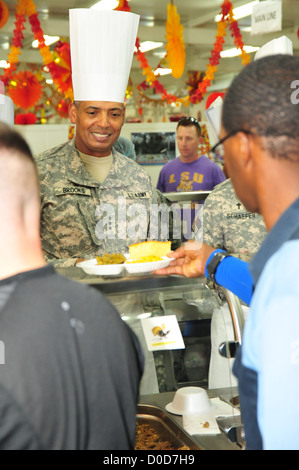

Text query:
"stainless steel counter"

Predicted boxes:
[[59, 266, 226, 394], [139, 388, 244, 451], [57, 266, 209, 295]]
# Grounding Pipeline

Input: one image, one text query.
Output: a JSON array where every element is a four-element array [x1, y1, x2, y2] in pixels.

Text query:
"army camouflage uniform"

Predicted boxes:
[[35, 139, 179, 267], [198, 178, 267, 261], [196, 179, 267, 389]]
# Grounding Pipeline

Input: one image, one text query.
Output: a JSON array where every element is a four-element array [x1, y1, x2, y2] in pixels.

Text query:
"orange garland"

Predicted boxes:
[[2, 0, 251, 114], [190, 0, 251, 103], [135, 0, 251, 105], [3, 0, 53, 82], [2, 0, 73, 110]]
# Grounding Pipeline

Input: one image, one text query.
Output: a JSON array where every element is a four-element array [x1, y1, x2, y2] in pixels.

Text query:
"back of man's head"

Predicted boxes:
[[0, 122, 34, 159], [0, 122, 40, 234], [223, 54, 299, 161]]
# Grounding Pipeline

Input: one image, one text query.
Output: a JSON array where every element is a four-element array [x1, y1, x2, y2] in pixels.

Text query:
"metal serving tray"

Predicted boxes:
[[136, 404, 202, 450]]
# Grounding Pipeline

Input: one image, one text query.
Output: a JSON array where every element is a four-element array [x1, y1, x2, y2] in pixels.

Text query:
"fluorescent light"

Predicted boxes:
[[215, 1, 259, 21], [32, 35, 59, 48], [138, 41, 164, 53], [153, 51, 167, 59], [220, 45, 260, 58], [0, 60, 8, 68], [0, 42, 9, 50], [141, 17, 155, 27], [154, 68, 172, 76], [90, 0, 118, 9]]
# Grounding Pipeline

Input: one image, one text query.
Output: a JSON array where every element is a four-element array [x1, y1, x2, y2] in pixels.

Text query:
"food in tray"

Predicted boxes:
[[126, 255, 163, 264], [96, 253, 126, 265], [128, 241, 171, 261], [135, 423, 190, 450]]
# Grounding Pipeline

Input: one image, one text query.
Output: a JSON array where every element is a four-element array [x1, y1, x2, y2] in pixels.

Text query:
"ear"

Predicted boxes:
[[236, 131, 252, 170], [68, 103, 77, 124]]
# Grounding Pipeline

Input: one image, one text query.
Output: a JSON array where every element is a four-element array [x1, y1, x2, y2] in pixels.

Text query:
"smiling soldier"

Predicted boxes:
[[35, 9, 178, 268]]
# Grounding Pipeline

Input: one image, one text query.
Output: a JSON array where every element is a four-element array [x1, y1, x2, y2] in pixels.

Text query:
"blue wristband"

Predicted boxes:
[[204, 249, 226, 278]]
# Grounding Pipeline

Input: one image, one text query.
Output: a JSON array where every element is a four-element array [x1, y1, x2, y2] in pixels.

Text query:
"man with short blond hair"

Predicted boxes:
[[0, 122, 144, 449]]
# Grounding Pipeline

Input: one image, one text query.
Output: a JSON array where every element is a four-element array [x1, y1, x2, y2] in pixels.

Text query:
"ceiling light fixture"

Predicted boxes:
[[90, 0, 119, 10], [154, 68, 172, 76], [32, 35, 59, 48], [220, 45, 260, 58], [153, 51, 167, 59], [215, 1, 259, 21], [136, 41, 164, 53]]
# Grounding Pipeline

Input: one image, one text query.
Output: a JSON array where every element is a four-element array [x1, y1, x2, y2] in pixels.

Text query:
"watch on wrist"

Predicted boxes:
[[206, 251, 230, 282]]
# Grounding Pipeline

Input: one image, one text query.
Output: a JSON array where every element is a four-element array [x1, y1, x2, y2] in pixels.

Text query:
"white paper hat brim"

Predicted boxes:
[[70, 9, 140, 103], [72, 73, 130, 103]]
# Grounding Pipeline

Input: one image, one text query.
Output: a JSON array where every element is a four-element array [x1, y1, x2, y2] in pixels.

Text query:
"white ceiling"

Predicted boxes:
[[0, 0, 298, 100]]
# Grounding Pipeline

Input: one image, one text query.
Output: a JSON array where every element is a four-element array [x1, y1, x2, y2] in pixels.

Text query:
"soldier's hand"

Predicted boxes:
[[153, 241, 216, 278]]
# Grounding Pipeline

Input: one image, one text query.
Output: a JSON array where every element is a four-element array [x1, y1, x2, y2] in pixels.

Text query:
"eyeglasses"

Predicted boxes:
[[210, 129, 253, 155]]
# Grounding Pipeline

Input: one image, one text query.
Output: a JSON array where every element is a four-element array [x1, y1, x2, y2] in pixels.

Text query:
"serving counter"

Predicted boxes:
[[59, 267, 228, 392], [138, 389, 244, 450], [58, 266, 244, 450]]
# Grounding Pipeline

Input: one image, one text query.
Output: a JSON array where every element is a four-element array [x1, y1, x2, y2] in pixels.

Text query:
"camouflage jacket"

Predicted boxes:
[[35, 139, 178, 267], [198, 179, 267, 261]]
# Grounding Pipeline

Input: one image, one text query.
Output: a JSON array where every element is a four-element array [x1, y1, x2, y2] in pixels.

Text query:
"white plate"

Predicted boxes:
[[76, 259, 124, 276], [77, 256, 174, 276], [165, 402, 183, 416], [124, 256, 173, 274]]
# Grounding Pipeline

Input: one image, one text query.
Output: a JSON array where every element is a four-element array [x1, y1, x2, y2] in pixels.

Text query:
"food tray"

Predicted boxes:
[[136, 404, 201, 450], [77, 256, 173, 276], [125, 256, 173, 274], [76, 259, 124, 276]]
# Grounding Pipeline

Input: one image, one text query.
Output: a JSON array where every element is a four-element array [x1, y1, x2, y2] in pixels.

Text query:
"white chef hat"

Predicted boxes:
[[69, 9, 140, 103], [254, 36, 293, 61]]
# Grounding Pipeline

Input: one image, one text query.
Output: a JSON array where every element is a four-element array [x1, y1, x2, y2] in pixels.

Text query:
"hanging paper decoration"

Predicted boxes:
[[165, 2, 185, 79], [3, 0, 54, 86], [205, 92, 225, 109], [115, 0, 188, 107], [1, 0, 73, 108], [114, 0, 130, 12], [198, 124, 211, 156], [186, 71, 205, 101], [48, 41, 73, 101], [135, 37, 189, 106], [7, 70, 42, 109], [55, 98, 69, 118], [15, 112, 37, 124], [2, 0, 251, 115], [190, 0, 251, 104], [134, 0, 249, 106], [0, 1, 9, 29]]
